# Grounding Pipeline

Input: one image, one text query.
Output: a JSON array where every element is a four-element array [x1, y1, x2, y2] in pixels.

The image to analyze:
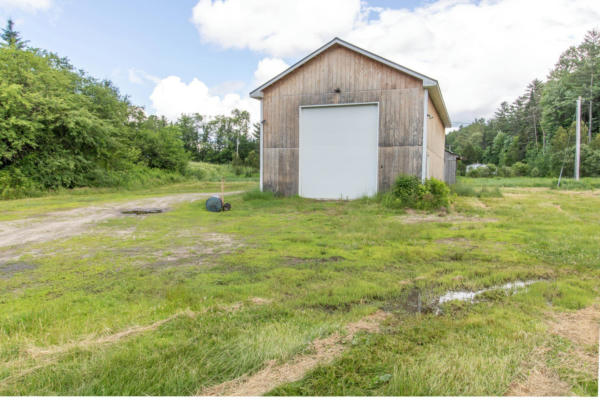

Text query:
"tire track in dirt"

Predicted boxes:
[[198, 310, 390, 396], [0, 191, 243, 249]]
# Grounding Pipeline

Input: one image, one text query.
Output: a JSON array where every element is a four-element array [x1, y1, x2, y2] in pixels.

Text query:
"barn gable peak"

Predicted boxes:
[[249, 37, 450, 127]]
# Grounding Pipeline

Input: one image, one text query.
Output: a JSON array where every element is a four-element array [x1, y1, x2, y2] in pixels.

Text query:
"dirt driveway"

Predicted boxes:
[[0, 192, 242, 251]]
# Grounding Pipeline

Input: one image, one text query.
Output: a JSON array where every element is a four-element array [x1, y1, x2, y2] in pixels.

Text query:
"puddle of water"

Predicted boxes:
[[385, 280, 544, 316], [437, 279, 541, 308], [121, 208, 164, 215]]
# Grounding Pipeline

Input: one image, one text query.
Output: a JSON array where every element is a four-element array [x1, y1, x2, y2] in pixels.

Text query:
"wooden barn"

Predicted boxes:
[[250, 37, 451, 199]]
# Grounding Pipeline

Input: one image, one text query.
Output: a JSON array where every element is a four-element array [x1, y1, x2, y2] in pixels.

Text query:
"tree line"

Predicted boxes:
[[447, 30, 600, 177], [0, 20, 258, 198]]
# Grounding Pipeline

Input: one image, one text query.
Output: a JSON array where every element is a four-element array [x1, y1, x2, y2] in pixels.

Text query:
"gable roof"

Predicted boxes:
[[249, 37, 451, 127]]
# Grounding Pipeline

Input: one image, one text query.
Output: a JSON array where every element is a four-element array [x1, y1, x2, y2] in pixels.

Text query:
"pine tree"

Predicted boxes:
[[1, 18, 28, 49]]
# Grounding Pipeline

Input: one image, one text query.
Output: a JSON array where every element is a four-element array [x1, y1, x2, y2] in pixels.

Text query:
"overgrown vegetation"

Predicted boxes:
[[379, 175, 451, 210], [447, 30, 600, 178], [0, 20, 258, 199]]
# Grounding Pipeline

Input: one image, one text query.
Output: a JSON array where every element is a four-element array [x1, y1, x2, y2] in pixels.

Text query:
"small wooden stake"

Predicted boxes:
[[220, 178, 225, 203]]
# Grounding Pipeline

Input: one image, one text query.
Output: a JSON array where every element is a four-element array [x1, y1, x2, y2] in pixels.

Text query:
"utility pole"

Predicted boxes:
[[575, 96, 581, 180]]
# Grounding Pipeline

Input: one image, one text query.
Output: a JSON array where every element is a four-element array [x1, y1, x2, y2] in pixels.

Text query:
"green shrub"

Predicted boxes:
[[512, 161, 528, 176], [378, 192, 404, 209], [0, 168, 43, 199], [421, 178, 451, 209], [387, 175, 450, 210], [498, 166, 513, 177], [245, 150, 259, 169], [391, 175, 421, 206], [232, 154, 244, 167], [466, 165, 492, 177], [485, 164, 498, 176], [466, 168, 480, 178]]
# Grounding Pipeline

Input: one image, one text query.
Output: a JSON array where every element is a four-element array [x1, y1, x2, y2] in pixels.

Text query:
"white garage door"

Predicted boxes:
[[299, 103, 379, 200]]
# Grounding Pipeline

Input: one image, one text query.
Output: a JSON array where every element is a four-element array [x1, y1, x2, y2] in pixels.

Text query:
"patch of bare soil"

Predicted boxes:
[[556, 190, 600, 198], [548, 305, 600, 347], [0, 262, 37, 279], [250, 297, 273, 305], [506, 305, 600, 396], [146, 233, 242, 269], [199, 310, 389, 396], [0, 191, 243, 249], [435, 237, 472, 246], [469, 198, 489, 209], [396, 210, 497, 224]]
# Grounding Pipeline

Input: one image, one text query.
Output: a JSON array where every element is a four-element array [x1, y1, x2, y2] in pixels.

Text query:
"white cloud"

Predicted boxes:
[[149, 76, 259, 122], [128, 68, 160, 85], [208, 80, 246, 97], [192, 0, 361, 58], [148, 56, 290, 123], [191, 0, 600, 125], [253, 57, 289, 86], [0, 0, 51, 11]]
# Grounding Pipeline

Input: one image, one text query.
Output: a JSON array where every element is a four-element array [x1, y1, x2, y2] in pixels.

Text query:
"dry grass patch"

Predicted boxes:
[[548, 305, 600, 347], [506, 305, 599, 396], [396, 210, 497, 224]]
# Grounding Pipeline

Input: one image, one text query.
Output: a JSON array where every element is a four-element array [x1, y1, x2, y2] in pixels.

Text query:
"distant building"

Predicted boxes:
[[466, 163, 486, 173]]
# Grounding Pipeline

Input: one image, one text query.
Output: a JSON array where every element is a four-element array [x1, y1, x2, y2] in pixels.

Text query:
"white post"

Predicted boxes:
[[421, 89, 429, 184], [575, 96, 581, 181], [259, 99, 264, 191]]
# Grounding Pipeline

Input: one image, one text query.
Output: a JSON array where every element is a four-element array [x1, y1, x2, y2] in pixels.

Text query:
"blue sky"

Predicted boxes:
[[1, 0, 263, 111], [1, 0, 598, 125]]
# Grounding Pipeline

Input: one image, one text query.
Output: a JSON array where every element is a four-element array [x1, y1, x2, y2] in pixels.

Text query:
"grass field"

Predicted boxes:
[[458, 176, 600, 189], [0, 179, 598, 395]]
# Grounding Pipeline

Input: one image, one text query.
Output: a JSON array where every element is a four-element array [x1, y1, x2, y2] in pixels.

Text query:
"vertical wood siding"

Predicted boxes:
[[426, 96, 446, 181], [444, 152, 458, 185], [262, 44, 425, 196]]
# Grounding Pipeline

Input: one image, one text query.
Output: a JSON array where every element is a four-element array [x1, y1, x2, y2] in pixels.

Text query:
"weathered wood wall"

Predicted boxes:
[[444, 151, 458, 185], [426, 96, 446, 181], [262, 44, 425, 196]]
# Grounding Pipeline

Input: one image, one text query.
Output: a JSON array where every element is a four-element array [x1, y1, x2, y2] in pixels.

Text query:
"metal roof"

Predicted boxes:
[[249, 37, 451, 127]]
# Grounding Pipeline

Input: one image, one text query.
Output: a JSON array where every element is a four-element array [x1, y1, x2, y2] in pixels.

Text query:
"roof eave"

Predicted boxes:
[[424, 82, 451, 128]]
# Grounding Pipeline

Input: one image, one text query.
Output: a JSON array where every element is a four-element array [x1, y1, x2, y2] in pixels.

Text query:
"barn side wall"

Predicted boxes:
[[261, 44, 425, 196], [426, 96, 446, 181]]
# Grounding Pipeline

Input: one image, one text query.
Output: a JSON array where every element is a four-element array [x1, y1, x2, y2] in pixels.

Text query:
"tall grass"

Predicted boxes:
[[458, 176, 600, 189], [187, 162, 258, 181], [451, 182, 502, 198]]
